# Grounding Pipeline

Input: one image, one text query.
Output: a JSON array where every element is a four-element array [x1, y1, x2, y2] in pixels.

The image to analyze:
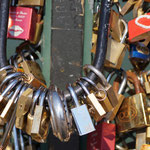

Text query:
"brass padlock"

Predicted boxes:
[[77, 81, 106, 122], [116, 71, 149, 133], [18, 0, 45, 7], [120, 0, 138, 16], [84, 65, 118, 108], [30, 14, 44, 44], [143, 71, 150, 94], [105, 69, 127, 121], [104, 19, 128, 69], [15, 88, 33, 129], [80, 76, 113, 113], [31, 89, 50, 143], [133, 0, 144, 18], [26, 89, 42, 135], [18, 52, 46, 88]]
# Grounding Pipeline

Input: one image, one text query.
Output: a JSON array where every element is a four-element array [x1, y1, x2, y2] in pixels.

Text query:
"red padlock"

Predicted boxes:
[[87, 122, 116, 150], [7, 7, 37, 41], [128, 13, 150, 42]]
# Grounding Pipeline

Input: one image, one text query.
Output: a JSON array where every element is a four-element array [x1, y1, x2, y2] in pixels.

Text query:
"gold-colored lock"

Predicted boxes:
[[96, 83, 113, 113], [18, 59, 46, 88], [18, 0, 45, 6], [116, 71, 149, 133], [133, 0, 144, 18], [91, 17, 128, 69], [77, 81, 106, 122], [26, 89, 42, 135], [31, 90, 50, 143], [106, 74, 126, 121], [143, 72, 150, 94], [15, 88, 33, 129], [120, 0, 138, 16], [30, 14, 44, 45]]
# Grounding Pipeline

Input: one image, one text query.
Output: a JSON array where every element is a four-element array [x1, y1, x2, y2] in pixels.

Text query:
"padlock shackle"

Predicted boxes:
[[77, 81, 90, 95], [83, 65, 108, 87], [126, 71, 141, 94], [1, 79, 20, 97], [39, 89, 47, 106], [113, 69, 127, 95], [68, 86, 80, 107], [30, 89, 42, 115], [11, 82, 24, 103], [80, 77, 99, 91]]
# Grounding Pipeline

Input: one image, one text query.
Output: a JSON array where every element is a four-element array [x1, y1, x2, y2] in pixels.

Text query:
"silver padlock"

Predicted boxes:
[[68, 85, 95, 136]]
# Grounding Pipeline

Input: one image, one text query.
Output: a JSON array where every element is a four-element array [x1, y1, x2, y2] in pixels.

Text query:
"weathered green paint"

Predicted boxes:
[[83, 0, 93, 67], [41, 0, 52, 86]]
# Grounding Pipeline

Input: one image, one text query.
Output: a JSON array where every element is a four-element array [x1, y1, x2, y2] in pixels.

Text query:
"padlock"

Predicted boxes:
[[129, 43, 150, 71], [120, 0, 138, 16], [15, 87, 33, 129], [105, 69, 127, 121], [91, 18, 128, 69], [116, 71, 149, 133], [80, 76, 113, 113], [104, 19, 128, 69], [128, 13, 150, 42], [17, 52, 46, 88], [7, 6, 37, 41], [48, 89, 71, 142], [81, 76, 113, 113], [87, 122, 116, 150], [109, 10, 121, 42], [18, 0, 45, 7], [26, 88, 42, 135], [68, 85, 95, 136], [77, 81, 106, 122], [83, 65, 118, 107], [31, 89, 50, 143], [133, 0, 144, 18], [0, 81, 24, 123], [30, 14, 44, 44], [143, 71, 150, 94]]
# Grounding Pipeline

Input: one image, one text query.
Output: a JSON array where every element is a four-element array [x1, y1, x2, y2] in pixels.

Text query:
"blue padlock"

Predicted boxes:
[[129, 43, 150, 61], [129, 43, 150, 71]]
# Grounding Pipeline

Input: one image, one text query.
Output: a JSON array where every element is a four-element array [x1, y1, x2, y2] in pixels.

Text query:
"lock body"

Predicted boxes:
[[128, 13, 150, 42], [8, 7, 37, 41], [19, 60, 46, 88], [104, 38, 127, 69], [31, 106, 50, 143], [16, 88, 33, 129], [71, 104, 95, 136], [87, 122, 116, 150], [86, 93, 106, 122], [18, 0, 44, 7], [116, 93, 149, 133]]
